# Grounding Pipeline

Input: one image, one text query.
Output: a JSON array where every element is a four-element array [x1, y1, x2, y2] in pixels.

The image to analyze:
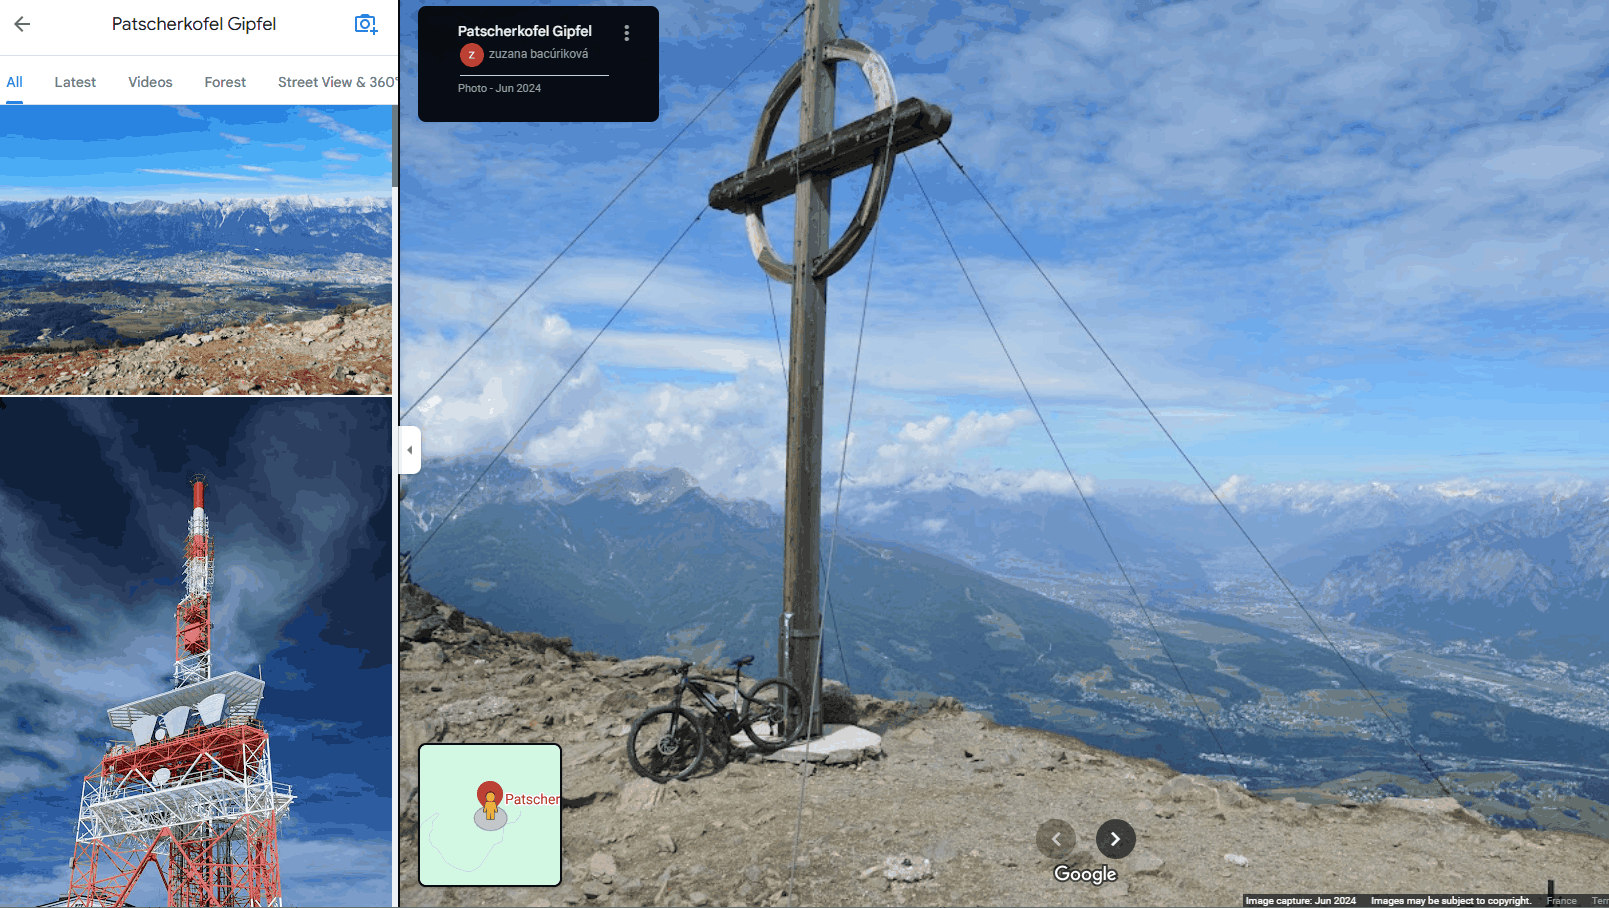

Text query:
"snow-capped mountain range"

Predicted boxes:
[[404, 458, 1607, 642], [0, 195, 391, 257]]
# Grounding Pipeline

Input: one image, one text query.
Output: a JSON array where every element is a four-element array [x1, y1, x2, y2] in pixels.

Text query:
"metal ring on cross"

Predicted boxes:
[[746, 38, 897, 283]]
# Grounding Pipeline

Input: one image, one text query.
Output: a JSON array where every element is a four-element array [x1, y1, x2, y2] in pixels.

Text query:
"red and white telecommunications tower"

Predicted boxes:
[[48, 476, 294, 907]]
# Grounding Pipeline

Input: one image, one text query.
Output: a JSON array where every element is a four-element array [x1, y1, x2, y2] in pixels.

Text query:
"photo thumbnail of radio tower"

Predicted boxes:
[[0, 398, 393, 907]]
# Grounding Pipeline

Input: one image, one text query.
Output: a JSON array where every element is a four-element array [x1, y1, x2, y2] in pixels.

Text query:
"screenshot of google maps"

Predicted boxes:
[[6, 1, 1609, 906]]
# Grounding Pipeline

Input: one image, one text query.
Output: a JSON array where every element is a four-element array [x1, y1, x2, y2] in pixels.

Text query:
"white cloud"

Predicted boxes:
[[323, 148, 362, 162], [136, 168, 261, 181], [1483, 144, 1604, 181], [219, 132, 251, 144], [300, 107, 391, 150], [239, 164, 274, 173]]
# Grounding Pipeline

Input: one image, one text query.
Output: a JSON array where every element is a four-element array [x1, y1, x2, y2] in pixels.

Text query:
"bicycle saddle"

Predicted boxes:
[[731, 654, 755, 668]]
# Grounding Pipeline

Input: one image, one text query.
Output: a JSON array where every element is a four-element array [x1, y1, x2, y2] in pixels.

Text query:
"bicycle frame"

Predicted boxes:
[[674, 669, 746, 732]]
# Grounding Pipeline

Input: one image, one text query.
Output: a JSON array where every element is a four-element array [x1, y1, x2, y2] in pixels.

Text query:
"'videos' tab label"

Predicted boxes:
[[418, 6, 659, 123]]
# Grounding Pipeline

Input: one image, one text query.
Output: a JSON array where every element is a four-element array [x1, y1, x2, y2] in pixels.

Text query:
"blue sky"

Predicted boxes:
[[0, 400, 392, 908], [400, 0, 1608, 506], [0, 105, 392, 201]]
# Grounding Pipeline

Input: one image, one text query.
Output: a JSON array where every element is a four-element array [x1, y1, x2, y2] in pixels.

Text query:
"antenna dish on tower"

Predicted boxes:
[[197, 692, 227, 726], [161, 706, 192, 739], [151, 768, 171, 787], [131, 715, 157, 747]]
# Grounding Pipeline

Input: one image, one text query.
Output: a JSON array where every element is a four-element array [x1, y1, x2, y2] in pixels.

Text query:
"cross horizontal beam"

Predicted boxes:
[[708, 97, 952, 213]]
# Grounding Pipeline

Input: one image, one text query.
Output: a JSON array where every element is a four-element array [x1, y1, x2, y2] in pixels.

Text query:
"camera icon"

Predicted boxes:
[[354, 14, 378, 35]]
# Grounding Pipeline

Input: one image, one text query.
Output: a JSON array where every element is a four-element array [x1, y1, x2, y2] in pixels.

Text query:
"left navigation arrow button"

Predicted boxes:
[[15, 16, 30, 32]]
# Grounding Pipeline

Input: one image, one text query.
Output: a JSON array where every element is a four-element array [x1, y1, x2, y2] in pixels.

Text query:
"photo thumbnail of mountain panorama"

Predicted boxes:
[[0, 196, 391, 392], [0, 195, 390, 345], [400, 459, 1609, 848]]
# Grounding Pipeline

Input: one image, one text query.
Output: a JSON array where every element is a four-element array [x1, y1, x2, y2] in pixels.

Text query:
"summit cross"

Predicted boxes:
[[708, 0, 952, 736]]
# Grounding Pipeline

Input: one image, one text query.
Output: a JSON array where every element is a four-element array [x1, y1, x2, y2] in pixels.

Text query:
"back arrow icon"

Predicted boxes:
[[15, 16, 29, 32], [1052, 832, 1062, 847]]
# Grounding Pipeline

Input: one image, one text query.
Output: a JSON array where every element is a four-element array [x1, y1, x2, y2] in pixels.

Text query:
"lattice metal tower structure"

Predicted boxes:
[[51, 477, 294, 907]]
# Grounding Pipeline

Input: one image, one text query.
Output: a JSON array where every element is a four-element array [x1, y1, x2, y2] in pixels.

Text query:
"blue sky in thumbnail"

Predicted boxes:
[[0, 105, 392, 201], [0, 399, 392, 907]]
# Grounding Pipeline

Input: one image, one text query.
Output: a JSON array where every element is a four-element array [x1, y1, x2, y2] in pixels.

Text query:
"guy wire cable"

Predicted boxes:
[[930, 136, 1459, 801], [818, 213, 880, 706], [903, 152, 1235, 769], [407, 209, 708, 565]]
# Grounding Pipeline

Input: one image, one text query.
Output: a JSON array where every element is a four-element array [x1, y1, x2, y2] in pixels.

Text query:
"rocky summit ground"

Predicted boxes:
[[0, 304, 391, 395], [398, 581, 1609, 908]]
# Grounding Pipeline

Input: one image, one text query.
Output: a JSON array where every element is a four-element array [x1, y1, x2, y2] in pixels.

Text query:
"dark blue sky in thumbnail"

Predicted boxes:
[[0, 398, 392, 907]]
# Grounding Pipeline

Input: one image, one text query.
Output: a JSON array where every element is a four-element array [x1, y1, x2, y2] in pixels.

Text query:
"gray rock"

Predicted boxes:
[[1130, 850, 1165, 875], [587, 853, 617, 883], [821, 679, 859, 723], [403, 641, 446, 670], [883, 855, 933, 882], [1157, 774, 1216, 803], [1382, 796, 1484, 822], [436, 694, 514, 724], [1210, 779, 1255, 808], [399, 617, 436, 642], [434, 605, 465, 631], [599, 688, 647, 714], [617, 777, 666, 815]]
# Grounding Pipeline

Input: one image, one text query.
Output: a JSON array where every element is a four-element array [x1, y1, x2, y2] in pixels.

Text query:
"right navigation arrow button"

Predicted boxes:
[[1095, 819, 1136, 859]]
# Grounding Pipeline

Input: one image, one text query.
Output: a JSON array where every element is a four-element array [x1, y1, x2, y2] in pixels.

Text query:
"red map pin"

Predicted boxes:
[[476, 780, 503, 811], [461, 43, 484, 67]]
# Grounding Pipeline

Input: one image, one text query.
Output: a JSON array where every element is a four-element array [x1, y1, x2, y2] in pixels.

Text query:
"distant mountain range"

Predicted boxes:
[[0, 196, 391, 257], [399, 459, 1156, 687], [404, 459, 1608, 643], [400, 458, 1608, 799], [828, 482, 1207, 587], [1314, 495, 1609, 640], [1095, 481, 1507, 559]]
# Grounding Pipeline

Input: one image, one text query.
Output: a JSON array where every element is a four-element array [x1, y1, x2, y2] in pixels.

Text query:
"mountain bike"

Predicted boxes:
[[626, 655, 806, 783]]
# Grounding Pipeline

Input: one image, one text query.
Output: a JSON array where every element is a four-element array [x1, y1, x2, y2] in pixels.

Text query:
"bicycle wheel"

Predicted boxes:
[[741, 678, 806, 752], [627, 706, 707, 783]]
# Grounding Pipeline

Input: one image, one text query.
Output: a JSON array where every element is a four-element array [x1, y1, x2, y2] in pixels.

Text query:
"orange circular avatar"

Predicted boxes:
[[461, 43, 484, 67]]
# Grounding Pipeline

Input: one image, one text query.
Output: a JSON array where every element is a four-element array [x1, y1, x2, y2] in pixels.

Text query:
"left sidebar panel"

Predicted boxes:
[[0, 4, 400, 906]]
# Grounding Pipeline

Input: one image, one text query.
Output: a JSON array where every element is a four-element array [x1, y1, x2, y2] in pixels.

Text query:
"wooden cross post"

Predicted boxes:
[[709, 0, 951, 737]]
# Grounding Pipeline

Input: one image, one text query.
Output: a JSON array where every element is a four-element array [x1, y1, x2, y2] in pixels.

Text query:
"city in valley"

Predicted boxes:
[[0, 256, 390, 350], [0, 194, 393, 350]]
